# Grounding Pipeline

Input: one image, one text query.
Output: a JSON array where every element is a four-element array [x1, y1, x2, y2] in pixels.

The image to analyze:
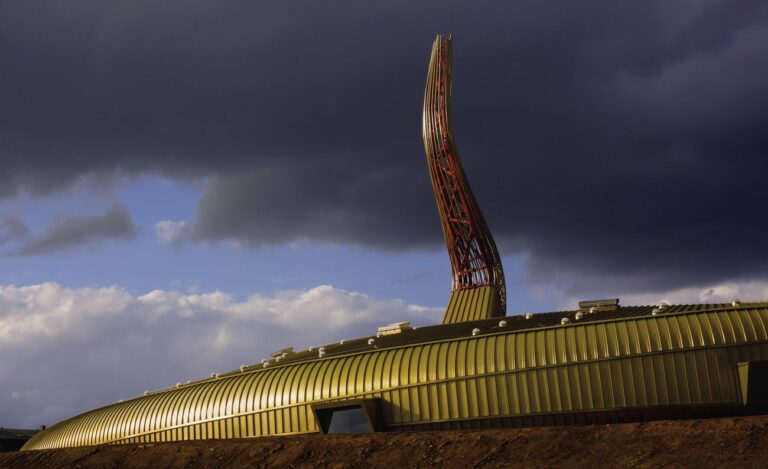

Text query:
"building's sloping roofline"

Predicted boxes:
[[24, 301, 768, 450], [134, 301, 768, 395]]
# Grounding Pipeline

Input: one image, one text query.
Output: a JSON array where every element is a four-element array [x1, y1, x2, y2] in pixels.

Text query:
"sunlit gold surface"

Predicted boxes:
[[24, 304, 768, 449]]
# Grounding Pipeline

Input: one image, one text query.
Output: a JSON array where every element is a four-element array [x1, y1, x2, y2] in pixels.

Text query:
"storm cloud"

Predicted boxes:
[[0, 216, 28, 245], [10, 205, 137, 256], [2, 1, 768, 292]]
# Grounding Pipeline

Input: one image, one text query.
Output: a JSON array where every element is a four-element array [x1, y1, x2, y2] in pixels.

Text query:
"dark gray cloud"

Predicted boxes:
[[1, 1, 767, 292], [194, 161, 436, 249], [0, 216, 29, 245], [11, 205, 137, 256]]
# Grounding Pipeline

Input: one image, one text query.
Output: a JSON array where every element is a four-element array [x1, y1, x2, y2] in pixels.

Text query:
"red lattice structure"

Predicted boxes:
[[422, 34, 506, 316]]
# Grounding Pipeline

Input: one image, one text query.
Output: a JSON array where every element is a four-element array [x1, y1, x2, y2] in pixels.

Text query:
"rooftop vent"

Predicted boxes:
[[240, 365, 247, 372], [368, 338, 375, 345], [271, 347, 294, 358], [575, 312, 584, 320], [318, 347, 326, 358], [498, 320, 508, 327], [732, 299, 741, 307], [525, 313, 533, 320], [579, 298, 619, 314], [658, 302, 669, 310], [471, 328, 480, 336], [652, 308, 661, 316], [377, 321, 412, 336], [561, 317, 570, 325]]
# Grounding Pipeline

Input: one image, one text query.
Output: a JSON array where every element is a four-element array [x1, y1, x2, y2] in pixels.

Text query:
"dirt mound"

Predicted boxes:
[[3, 415, 768, 468]]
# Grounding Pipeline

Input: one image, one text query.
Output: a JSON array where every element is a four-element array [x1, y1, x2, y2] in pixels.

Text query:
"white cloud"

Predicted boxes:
[[153, 220, 194, 245], [0, 282, 442, 428], [618, 281, 768, 306], [553, 280, 768, 310]]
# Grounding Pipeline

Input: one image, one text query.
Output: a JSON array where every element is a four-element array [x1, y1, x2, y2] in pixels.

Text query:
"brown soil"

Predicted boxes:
[[3, 415, 768, 468]]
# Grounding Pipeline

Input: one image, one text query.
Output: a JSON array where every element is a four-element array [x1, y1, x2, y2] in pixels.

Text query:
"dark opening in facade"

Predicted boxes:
[[311, 398, 382, 434], [738, 361, 768, 405]]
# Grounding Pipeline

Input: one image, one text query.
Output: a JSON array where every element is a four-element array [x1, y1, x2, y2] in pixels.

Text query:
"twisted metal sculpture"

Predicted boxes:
[[422, 34, 506, 320]]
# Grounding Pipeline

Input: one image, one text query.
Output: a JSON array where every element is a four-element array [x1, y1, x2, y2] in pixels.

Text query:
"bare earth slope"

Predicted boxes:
[[3, 415, 768, 468]]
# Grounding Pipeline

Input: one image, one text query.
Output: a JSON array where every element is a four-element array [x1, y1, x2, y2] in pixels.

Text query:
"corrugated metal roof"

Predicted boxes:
[[24, 302, 768, 449], [212, 301, 768, 379]]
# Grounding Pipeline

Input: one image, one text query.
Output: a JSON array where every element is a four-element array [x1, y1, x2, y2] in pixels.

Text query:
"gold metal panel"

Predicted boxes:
[[442, 287, 501, 324], [23, 307, 768, 450]]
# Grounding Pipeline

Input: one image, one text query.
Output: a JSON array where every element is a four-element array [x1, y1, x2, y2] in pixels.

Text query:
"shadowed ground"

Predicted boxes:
[[3, 415, 768, 468]]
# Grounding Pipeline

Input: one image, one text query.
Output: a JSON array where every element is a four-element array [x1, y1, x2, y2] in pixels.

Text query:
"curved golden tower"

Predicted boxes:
[[423, 35, 506, 324]]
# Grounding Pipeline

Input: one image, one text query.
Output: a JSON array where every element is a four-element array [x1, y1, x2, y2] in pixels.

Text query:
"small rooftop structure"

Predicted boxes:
[[578, 298, 620, 313], [377, 321, 412, 336]]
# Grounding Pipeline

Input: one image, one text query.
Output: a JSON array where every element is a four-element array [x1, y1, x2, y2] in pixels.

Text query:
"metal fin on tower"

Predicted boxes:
[[422, 34, 506, 324]]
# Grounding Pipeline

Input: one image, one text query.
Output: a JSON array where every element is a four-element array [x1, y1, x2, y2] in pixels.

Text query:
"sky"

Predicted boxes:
[[1, 0, 768, 428]]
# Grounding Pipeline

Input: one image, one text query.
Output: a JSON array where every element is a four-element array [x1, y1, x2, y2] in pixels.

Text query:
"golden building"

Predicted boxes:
[[22, 36, 768, 451]]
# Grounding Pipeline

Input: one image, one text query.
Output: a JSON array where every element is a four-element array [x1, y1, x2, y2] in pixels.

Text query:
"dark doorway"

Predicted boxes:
[[311, 398, 382, 434]]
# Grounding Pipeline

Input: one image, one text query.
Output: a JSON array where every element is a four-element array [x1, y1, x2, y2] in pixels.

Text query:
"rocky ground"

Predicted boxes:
[[2, 415, 768, 468]]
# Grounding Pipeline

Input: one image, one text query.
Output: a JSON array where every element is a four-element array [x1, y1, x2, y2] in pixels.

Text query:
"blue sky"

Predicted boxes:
[[0, 175, 558, 312]]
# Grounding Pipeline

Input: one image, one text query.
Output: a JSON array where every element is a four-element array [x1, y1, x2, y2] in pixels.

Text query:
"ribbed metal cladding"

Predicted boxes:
[[443, 287, 502, 324], [23, 307, 768, 450]]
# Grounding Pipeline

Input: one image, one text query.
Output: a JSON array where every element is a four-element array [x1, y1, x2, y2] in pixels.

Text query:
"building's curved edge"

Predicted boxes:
[[23, 303, 768, 450]]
